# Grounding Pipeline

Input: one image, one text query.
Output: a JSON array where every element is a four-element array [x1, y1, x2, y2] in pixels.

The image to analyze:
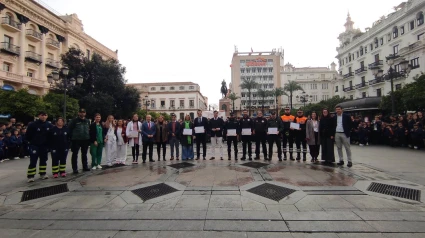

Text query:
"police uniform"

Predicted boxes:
[[294, 114, 308, 161], [239, 116, 253, 160], [224, 113, 239, 160], [280, 111, 295, 160], [26, 116, 53, 179], [253, 116, 268, 160], [267, 113, 283, 160], [49, 126, 70, 176]]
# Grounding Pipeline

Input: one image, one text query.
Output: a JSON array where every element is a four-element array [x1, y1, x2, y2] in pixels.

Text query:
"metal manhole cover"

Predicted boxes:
[[241, 162, 269, 169], [247, 183, 296, 201], [168, 162, 195, 169], [131, 183, 178, 201], [21, 183, 69, 202], [367, 182, 421, 201]]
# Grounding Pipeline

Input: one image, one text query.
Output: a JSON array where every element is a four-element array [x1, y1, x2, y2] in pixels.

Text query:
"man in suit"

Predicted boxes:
[[142, 115, 156, 163], [167, 113, 181, 160], [209, 110, 225, 160], [194, 109, 208, 160], [334, 105, 353, 167]]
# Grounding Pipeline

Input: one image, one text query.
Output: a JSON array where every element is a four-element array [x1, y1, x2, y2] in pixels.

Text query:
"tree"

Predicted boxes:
[[0, 89, 45, 122], [302, 96, 349, 116], [271, 87, 287, 114], [43, 92, 79, 119], [220, 79, 228, 98], [240, 78, 259, 116], [283, 80, 303, 110], [257, 89, 271, 113], [227, 92, 240, 112]]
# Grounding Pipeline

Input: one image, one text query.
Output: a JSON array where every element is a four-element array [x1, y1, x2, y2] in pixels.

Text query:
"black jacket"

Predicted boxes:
[[193, 116, 208, 135], [224, 118, 239, 137], [333, 113, 352, 138], [89, 122, 106, 143], [49, 126, 71, 150], [26, 120, 53, 147], [239, 116, 253, 135], [267, 117, 283, 134], [319, 115, 336, 139], [209, 117, 225, 137], [253, 117, 268, 135], [167, 121, 182, 140]]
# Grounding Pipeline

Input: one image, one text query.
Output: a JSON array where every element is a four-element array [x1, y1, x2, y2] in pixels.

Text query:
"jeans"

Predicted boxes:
[[169, 137, 180, 158]]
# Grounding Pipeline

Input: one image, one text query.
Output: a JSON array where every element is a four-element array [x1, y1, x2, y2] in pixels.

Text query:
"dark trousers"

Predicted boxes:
[[156, 142, 166, 159], [295, 136, 307, 158], [195, 134, 207, 158], [132, 144, 140, 161], [227, 136, 238, 157], [309, 132, 320, 159], [143, 141, 154, 161], [268, 135, 282, 159], [27, 145, 48, 178], [71, 140, 90, 171], [282, 131, 294, 157], [10, 145, 23, 158], [52, 148, 68, 174], [241, 136, 252, 159], [255, 134, 267, 157]]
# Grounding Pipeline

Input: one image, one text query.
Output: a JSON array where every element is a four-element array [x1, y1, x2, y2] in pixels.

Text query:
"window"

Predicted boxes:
[[189, 86, 195, 90], [179, 86, 184, 90], [361, 76, 365, 85], [374, 54, 380, 62], [350, 95, 354, 100], [335, 86, 339, 92], [387, 33, 392, 42], [348, 67, 352, 73], [410, 20, 415, 30], [179, 113, 184, 120], [401, 26, 405, 35], [393, 27, 398, 38], [189, 100, 194, 107], [86, 49, 90, 59], [380, 37, 384, 45], [394, 64, 400, 72], [374, 38, 378, 48], [411, 58, 420, 69], [160, 100, 165, 106], [356, 51, 359, 58], [360, 61, 365, 69], [365, 45, 368, 53], [370, 43, 373, 51], [27, 69, 35, 77], [246, 68, 251, 73], [170, 100, 175, 107], [349, 53, 352, 62], [252, 68, 256, 73], [240, 68, 245, 73], [310, 84, 317, 90], [3, 62, 11, 72], [362, 92, 367, 98], [360, 46, 363, 56], [179, 100, 184, 107], [268, 68, 273, 73], [349, 81, 353, 87], [170, 87, 175, 90], [4, 35, 12, 46], [151, 87, 156, 91], [322, 95, 329, 100], [393, 45, 399, 55], [151, 100, 155, 108], [419, 33, 425, 40], [312, 95, 318, 102], [417, 12, 424, 26], [321, 74, 325, 79], [48, 52, 54, 60], [190, 113, 194, 119], [376, 88, 382, 97], [160, 87, 165, 90], [395, 84, 402, 90], [322, 83, 328, 89]]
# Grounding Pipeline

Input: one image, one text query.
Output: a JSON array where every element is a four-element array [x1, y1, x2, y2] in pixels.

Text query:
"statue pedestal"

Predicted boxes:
[[219, 98, 231, 118]]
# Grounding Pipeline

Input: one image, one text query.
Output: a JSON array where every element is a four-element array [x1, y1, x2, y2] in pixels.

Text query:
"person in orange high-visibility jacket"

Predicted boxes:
[[280, 107, 295, 160], [294, 109, 308, 161]]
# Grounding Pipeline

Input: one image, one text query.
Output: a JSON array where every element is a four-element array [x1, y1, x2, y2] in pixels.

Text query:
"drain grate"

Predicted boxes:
[[168, 162, 195, 169], [21, 183, 69, 202], [367, 182, 421, 202], [131, 183, 178, 201], [241, 162, 269, 169], [247, 183, 296, 201]]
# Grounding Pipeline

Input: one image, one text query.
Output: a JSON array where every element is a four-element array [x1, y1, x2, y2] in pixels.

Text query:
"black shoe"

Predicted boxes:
[[210, 157, 215, 160], [278, 158, 282, 161], [241, 157, 246, 161], [311, 159, 314, 162], [303, 158, 306, 162], [337, 161, 344, 166], [203, 157, 206, 160], [290, 157, 295, 161], [163, 158, 166, 161], [347, 162, 352, 167], [149, 159, 154, 162], [196, 157, 200, 160], [283, 158, 287, 161], [296, 157, 301, 161], [142, 160, 146, 163], [248, 157, 252, 161], [83, 168, 90, 172], [235, 157, 238, 161], [73, 170, 79, 174], [220, 157, 223, 160], [228, 157, 231, 160], [254, 156, 260, 160]]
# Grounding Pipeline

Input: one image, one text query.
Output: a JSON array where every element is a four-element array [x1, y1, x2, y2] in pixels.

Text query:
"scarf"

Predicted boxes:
[[184, 121, 191, 144]]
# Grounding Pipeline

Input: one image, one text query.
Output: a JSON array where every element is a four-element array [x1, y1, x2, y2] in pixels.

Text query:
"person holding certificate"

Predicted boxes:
[[180, 114, 194, 160], [267, 112, 283, 161], [280, 107, 295, 160], [194, 110, 208, 160], [253, 111, 268, 160], [208, 111, 225, 160], [224, 112, 239, 160], [294, 109, 308, 161], [141, 115, 156, 163], [239, 110, 253, 160]]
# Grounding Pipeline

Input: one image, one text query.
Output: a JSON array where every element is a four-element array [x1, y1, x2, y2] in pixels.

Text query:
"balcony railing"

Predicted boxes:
[[45, 58, 60, 68], [1, 17, 21, 31], [46, 38, 60, 49], [368, 60, 383, 69], [25, 51, 42, 63], [355, 82, 367, 89], [178, 106, 185, 109], [343, 72, 354, 79], [1, 42, 20, 55], [369, 78, 385, 85], [189, 105, 195, 108], [26, 29, 42, 40], [343, 86, 354, 92], [355, 67, 367, 74]]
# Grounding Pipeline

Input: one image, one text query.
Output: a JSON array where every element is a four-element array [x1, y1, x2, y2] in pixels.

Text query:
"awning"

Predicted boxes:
[[336, 97, 382, 111], [2, 85, 15, 91]]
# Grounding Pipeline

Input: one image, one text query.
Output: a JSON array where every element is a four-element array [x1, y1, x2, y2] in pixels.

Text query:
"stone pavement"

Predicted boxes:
[[0, 144, 425, 237]]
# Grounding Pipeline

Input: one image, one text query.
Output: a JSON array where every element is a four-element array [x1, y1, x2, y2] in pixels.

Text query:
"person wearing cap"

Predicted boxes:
[[253, 111, 268, 160], [224, 112, 239, 160], [239, 109, 253, 160], [26, 111, 53, 182], [294, 109, 308, 161], [167, 113, 181, 160], [68, 108, 91, 173], [267, 111, 283, 161], [280, 106, 295, 160], [209, 110, 225, 160]]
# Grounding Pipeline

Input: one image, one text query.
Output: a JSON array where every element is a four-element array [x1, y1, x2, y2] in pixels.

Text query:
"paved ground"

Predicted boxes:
[[0, 144, 424, 237]]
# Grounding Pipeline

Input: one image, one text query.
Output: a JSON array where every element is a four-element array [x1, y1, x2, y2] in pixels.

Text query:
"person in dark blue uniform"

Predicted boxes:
[[26, 111, 53, 183], [239, 110, 253, 160], [253, 111, 268, 160], [49, 117, 70, 178], [224, 112, 239, 160]]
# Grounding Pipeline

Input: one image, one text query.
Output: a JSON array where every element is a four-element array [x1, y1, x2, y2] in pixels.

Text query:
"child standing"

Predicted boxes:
[[10, 129, 23, 159]]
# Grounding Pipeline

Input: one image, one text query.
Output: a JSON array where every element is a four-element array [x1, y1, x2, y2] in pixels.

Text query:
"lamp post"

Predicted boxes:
[[144, 95, 150, 113], [47, 66, 83, 122], [385, 55, 412, 115], [296, 91, 312, 108]]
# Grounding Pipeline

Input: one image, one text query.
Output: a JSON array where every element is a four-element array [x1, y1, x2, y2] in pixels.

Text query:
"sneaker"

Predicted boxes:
[[27, 178, 35, 183], [61, 172, 67, 177], [107, 163, 112, 167], [337, 161, 345, 166], [132, 161, 138, 164], [366, 143, 369, 146], [414, 146, 418, 150], [14, 157, 20, 160], [0, 160, 4, 163], [97, 165, 102, 169], [53, 174, 59, 178], [41, 175, 49, 180], [92, 166, 97, 170], [359, 144, 364, 146]]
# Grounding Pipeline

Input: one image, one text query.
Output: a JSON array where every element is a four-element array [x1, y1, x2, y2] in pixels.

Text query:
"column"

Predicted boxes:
[[39, 34, 46, 81], [18, 24, 25, 75]]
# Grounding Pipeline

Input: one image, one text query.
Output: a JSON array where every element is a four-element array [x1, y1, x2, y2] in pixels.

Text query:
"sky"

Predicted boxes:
[[41, 0, 404, 105]]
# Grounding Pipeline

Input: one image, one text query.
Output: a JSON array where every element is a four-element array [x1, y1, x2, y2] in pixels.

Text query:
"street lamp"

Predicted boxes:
[[144, 95, 151, 113], [47, 66, 83, 122], [296, 91, 312, 108]]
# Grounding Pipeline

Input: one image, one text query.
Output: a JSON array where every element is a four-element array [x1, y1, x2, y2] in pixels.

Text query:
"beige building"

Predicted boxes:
[[128, 82, 208, 120], [0, 0, 117, 95], [230, 47, 284, 116]]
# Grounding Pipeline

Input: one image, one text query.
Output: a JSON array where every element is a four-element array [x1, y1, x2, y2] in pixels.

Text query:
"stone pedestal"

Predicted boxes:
[[219, 98, 231, 118]]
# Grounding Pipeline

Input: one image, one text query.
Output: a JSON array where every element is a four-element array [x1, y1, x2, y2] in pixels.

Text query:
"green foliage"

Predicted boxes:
[[283, 80, 303, 109], [135, 109, 171, 121], [302, 96, 349, 115], [257, 89, 272, 112], [43, 92, 79, 119], [0, 89, 44, 121], [240, 78, 259, 115], [227, 92, 240, 111]]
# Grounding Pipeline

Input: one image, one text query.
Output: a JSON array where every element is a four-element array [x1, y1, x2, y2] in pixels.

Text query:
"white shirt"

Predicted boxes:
[[336, 114, 344, 132], [313, 120, 318, 132]]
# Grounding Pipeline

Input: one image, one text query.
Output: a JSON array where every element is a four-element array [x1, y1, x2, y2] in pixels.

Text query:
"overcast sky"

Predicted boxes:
[[42, 0, 403, 105]]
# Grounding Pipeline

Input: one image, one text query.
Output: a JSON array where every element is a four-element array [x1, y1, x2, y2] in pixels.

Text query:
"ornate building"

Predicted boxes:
[[0, 0, 117, 95]]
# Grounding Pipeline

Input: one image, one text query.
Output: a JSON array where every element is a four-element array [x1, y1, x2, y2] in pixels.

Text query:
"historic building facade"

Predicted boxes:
[[0, 0, 117, 95], [128, 82, 208, 120], [335, 0, 425, 105]]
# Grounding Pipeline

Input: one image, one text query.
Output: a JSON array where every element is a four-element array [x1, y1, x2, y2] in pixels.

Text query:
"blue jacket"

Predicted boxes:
[[0, 140, 4, 152], [167, 120, 182, 140], [333, 113, 352, 138], [142, 121, 156, 142], [26, 120, 54, 147], [48, 126, 71, 150], [9, 135, 23, 147]]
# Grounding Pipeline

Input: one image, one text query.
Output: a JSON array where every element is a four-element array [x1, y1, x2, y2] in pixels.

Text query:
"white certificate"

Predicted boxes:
[[227, 129, 237, 136], [183, 129, 192, 135], [268, 127, 278, 134], [195, 126, 205, 133], [128, 131, 139, 138], [290, 122, 300, 130], [242, 128, 252, 135]]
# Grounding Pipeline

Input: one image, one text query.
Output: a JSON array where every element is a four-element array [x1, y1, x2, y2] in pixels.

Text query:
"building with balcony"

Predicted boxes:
[[230, 47, 284, 116], [280, 63, 339, 109], [0, 0, 117, 95], [128, 82, 208, 121], [335, 0, 425, 109]]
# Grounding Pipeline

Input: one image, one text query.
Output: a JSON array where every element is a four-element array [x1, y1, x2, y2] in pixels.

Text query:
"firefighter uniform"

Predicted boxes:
[[294, 114, 308, 161], [239, 116, 253, 160], [280, 112, 295, 160], [49, 126, 71, 176], [224, 113, 239, 160], [267, 113, 283, 161], [253, 116, 268, 160]]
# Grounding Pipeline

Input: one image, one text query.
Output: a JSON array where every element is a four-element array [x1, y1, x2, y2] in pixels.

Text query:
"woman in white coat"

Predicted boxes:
[[126, 114, 142, 164], [115, 119, 128, 165], [104, 115, 117, 166]]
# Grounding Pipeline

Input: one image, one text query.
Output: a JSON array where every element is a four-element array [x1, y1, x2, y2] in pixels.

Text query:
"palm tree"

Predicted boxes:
[[227, 92, 240, 113], [271, 87, 287, 115], [240, 78, 259, 116], [283, 80, 304, 110], [257, 89, 271, 113]]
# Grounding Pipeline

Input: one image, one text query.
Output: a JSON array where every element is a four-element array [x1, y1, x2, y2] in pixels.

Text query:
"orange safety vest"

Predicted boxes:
[[280, 115, 295, 122], [295, 116, 307, 124]]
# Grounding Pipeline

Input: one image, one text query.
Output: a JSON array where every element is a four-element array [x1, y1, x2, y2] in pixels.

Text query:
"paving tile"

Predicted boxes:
[[0, 228, 39, 238], [280, 211, 362, 221], [48, 220, 127, 230], [310, 195, 356, 209], [0, 210, 71, 219], [157, 231, 248, 238], [247, 232, 293, 238], [0, 219, 54, 229], [150, 197, 180, 211], [337, 234, 385, 238], [366, 221, 425, 232], [70, 230, 118, 238], [286, 221, 376, 232], [209, 195, 241, 209], [354, 211, 425, 221], [174, 195, 210, 210], [241, 197, 267, 211], [383, 234, 425, 238], [183, 191, 212, 195], [29, 230, 78, 238], [47, 195, 116, 209], [211, 191, 241, 195], [342, 195, 423, 211], [133, 211, 206, 220], [121, 203, 153, 211], [206, 210, 282, 220], [266, 204, 299, 212], [124, 220, 204, 230], [113, 231, 160, 238], [65, 211, 137, 220], [204, 220, 288, 231], [97, 196, 127, 211], [291, 233, 339, 238], [294, 196, 323, 211]]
